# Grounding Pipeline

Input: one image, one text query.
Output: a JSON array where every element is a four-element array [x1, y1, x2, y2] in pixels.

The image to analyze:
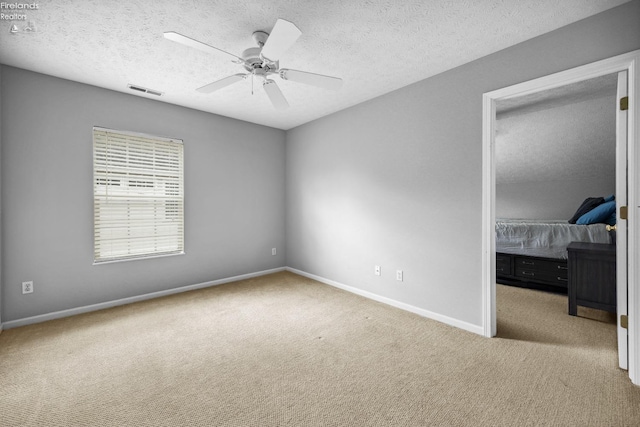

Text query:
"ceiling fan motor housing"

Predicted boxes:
[[241, 30, 279, 73], [241, 46, 278, 73]]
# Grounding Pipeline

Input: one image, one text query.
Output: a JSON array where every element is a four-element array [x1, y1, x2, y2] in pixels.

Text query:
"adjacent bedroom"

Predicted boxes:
[[494, 72, 619, 339]]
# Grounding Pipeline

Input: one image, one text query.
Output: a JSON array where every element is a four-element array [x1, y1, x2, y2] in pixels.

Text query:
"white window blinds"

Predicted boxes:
[[93, 127, 184, 263]]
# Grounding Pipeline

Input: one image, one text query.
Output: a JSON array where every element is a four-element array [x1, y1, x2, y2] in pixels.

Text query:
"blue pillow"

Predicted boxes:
[[576, 200, 616, 225], [604, 194, 615, 203]]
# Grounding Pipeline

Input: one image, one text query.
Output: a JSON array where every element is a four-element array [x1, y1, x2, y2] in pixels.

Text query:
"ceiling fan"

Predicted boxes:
[[164, 19, 343, 110]]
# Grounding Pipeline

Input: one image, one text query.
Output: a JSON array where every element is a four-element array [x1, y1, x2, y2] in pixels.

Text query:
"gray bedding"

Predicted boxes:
[[496, 219, 612, 259]]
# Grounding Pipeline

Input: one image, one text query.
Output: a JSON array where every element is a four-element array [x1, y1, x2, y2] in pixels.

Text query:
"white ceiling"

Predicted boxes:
[[0, 0, 630, 130]]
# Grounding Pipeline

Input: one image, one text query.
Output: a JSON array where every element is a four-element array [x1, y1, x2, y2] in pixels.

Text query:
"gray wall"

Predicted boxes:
[[496, 94, 616, 220], [286, 2, 640, 327], [496, 178, 615, 220], [0, 67, 286, 322]]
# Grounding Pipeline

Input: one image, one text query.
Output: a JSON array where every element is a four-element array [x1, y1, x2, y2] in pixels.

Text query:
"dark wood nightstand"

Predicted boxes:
[[567, 242, 616, 316]]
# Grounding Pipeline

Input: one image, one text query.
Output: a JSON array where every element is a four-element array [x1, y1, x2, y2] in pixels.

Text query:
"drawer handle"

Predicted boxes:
[[557, 265, 568, 270], [521, 261, 535, 266], [497, 268, 504, 272], [522, 271, 535, 276], [557, 277, 568, 282]]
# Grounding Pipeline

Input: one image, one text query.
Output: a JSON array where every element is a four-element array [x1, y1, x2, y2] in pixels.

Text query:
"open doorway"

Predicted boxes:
[[492, 73, 618, 348], [481, 50, 640, 384]]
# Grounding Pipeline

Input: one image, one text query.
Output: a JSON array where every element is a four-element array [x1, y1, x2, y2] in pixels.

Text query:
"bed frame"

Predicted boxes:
[[497, 252, 568, 293]]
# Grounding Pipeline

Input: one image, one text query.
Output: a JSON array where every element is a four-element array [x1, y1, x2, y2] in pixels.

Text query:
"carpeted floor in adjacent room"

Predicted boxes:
[[1, 271, 639, 426]]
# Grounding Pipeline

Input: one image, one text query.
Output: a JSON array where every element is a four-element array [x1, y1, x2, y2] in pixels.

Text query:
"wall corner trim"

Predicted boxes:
[[1, 267, 286, 330], [286, 267, 484, 336]]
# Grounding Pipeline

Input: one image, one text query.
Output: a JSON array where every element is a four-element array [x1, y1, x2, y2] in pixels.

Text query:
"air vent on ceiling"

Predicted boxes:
[[127, 84, 163, 96]]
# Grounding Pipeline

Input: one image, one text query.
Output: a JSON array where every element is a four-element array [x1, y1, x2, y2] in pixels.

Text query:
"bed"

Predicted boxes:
[[496, 219, 611, 259], [495, 219, 613, 292]]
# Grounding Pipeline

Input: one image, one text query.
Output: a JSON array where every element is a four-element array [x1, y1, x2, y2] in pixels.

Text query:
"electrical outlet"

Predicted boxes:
[[374, 265, 381, 276], [396, 270, 403, 282], [272, 248, 277, 256], [22, 281, 34, 294]]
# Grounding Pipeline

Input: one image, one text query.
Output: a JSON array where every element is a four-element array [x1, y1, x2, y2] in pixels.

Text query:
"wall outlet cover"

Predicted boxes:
[[22, 281, 34, 294]]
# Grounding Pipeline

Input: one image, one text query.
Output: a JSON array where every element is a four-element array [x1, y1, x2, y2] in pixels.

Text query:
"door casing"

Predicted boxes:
[[481, 50, 640, 385]]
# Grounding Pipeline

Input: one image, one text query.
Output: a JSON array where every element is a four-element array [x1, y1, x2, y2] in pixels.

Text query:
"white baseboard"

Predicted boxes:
[[286, 267, 484, 336], [1, 266, 483, 336], [1, 267, 286, 330]]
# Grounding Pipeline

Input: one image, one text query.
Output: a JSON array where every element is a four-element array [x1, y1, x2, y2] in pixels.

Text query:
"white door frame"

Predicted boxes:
[[481, 50, 640, 385], [616, 70, 629, 370]]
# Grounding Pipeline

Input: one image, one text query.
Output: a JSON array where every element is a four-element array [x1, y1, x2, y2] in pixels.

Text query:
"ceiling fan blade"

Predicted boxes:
[[163, 31, 244, 63], [196, 74, 247, 93], [263, 80, 289, 110], [260, 19, 301, 62], [279, 69, 343, 90]]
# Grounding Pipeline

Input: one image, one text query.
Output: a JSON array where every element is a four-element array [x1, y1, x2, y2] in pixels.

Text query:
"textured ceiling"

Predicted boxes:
[[0, 0, 630, 130], [496, 73, 617, 184]]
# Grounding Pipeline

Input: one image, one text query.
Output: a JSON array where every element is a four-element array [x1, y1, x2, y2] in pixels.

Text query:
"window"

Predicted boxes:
[[93, 127, 184, 263]]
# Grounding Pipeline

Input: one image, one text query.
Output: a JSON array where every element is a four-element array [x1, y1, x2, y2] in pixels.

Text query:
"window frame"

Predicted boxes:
[[92, 126, 185, 264]]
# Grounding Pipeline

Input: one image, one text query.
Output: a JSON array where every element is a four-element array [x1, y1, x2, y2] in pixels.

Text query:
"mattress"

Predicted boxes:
[[496, 219, 612, 259]]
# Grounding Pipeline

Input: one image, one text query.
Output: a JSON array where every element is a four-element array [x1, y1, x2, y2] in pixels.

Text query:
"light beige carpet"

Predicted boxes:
[[1, 271, 639, 426]]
